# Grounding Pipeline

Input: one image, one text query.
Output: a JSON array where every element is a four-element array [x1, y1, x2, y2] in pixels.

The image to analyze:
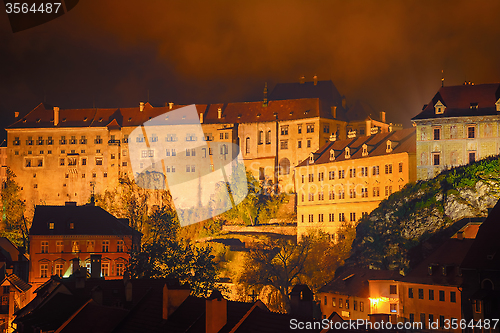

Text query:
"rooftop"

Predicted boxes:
[[412, 83, 500, 120]]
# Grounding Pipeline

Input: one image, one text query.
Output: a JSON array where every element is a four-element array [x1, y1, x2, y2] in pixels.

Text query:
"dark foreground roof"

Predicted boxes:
[[30, 204, 140, 236], [461, 198, 500, 271]]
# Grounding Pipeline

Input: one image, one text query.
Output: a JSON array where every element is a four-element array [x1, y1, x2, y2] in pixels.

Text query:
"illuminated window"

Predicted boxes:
[[102, 263, 109, 277], [72, 241, 80, 253], [332, 297, 336, 307], [56, 241, 63, 253], [390, 303, 397, 313], [49, 222, 54, 229], [339, 298, 343, 308], [373, 165, 379, 175], [41, 241, 49, 253], [306, 124, 314, 133], [40, 264, 48, 278], [102, 240, 109, 253], [117, 240, 124, 252], [360, 302, 364, 312], [116, 263, 124, 276], [95, 157, 103, 165], [55, 263, 63, 276]]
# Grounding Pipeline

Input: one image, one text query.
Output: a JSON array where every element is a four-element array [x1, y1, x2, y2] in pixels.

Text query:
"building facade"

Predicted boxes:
[[412, 83, 500, 180], [5, 80, 394, 207], [28, 203, 141, 289], [295, 128, 416, 239]]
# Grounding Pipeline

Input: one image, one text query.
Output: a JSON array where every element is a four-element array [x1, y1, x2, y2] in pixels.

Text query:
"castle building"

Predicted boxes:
[[411, 83, 500, 180], [295, 128, 416, 239], [5, 80, 394, 207], [28, 202, 141, 289]]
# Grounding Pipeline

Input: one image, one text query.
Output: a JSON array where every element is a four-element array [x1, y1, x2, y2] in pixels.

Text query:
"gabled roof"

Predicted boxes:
[[1, 273, 31, 292], [461, 198, 500, 271], [297, 128, 415, 167], [412, 83, 500, 120], [30, 204, 140, 236], [318, 268, 401, 298]]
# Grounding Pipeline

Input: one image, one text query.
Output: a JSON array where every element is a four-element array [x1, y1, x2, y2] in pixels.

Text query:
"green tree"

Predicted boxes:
[[0, 168, 28, 247], [238, 226, 355, 313], [126, 206, 219, 297]]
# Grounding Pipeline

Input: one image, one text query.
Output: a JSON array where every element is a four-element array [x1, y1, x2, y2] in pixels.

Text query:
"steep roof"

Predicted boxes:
[[318, 268, 401, 298], [461, 198, 500, 271], [0, 237, 23, 262], [297, 128, 415, 167], [412, 83, 500, 120], [401, 238, 474, 286], [8, 97, 340, 131], [1, 273, 31, 292], [270, 80, 347, 121], [30, 204, 140, 236], [345, 100, 381, 122]]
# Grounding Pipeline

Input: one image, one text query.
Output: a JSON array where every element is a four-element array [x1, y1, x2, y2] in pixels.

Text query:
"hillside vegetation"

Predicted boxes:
[[345, 155, 500, 273]]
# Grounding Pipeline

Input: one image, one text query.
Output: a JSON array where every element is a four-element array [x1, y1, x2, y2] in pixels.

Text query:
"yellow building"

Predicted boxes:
[[412, 82, 500, 180], [5, 80, 396, 207], [295, 128, 416, 239]]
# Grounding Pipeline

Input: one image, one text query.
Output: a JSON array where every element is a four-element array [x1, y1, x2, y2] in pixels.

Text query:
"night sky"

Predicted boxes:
[[2, 0, 500, 140]]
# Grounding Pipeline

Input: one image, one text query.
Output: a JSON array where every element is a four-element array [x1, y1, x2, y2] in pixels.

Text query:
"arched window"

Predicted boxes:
[[279, 158, 291, 175]]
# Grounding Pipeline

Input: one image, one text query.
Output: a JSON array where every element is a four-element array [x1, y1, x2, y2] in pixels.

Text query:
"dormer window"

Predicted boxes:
[[329, 149, 335, 161], [434, 100, 445, 114], [362, 144, 368, 157], [496, 98, 500, 112], [309, 154, 314, 164], [386, 140, 392, 153], [345, 147, 350, 159], [470, 102, 478, 110]]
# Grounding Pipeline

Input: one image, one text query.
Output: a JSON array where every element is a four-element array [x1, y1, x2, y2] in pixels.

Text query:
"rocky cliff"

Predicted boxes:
[[345, 156, 500, 273]]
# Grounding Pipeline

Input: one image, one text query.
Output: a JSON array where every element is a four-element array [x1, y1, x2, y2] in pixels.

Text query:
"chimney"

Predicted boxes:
[[289, 285, 314, 319], [300, 75, 305, 84], [313, 75, 318, 86], [90, 254, 102, 279], [380, 111, 386, 123], [168, 102, 174, 109], [206, 290, 227, 333], [217, 107, 222, 119], [75, 267, 86, 289], [14, 112, 19, 118], [139, 102, 145, 112], [54, 107, 60, 126], [331, 106, 337, 118], [263, 82, 268, 107], [162, 283, 190, 320], [199, 112, 204, 124], [71, 258, 80, 274]]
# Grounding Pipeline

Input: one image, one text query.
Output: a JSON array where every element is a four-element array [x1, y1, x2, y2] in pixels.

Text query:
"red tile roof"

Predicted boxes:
[[8, 98, 337, 130], [412, 83, 500, 120], [297, 128, 416, 167]]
